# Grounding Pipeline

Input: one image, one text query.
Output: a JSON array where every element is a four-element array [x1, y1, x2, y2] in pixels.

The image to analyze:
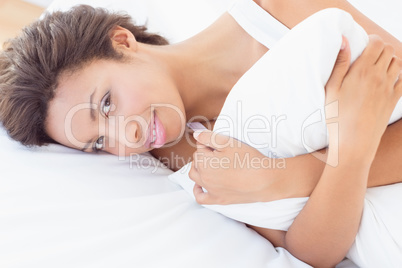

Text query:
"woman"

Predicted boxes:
[[0, 0, 401, 266]]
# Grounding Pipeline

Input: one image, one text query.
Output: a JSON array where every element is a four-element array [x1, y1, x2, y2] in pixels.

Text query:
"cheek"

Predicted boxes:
[[112, 91, 146, 120], [114, 79, 154, 110]]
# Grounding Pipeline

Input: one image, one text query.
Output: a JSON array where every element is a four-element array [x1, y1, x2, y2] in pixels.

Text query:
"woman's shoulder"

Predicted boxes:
[[256, 0, 305, 29], [258, 0, 402, 57], [257, 0, 347, 29]]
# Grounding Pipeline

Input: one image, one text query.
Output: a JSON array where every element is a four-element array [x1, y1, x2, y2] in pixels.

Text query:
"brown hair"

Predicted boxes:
[[0, 5, 168, 146]]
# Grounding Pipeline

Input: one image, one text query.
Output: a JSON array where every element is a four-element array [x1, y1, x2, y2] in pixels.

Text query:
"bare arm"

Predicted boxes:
[[283, 118, 402, 198], [258, 0, 402, 198], [185, 117, 402, 205], [188, 2, 402, 266], [255, 35, 402, 267], [259, 0, 402, 57], [186, 0, 402, 204], [190, 36, 402, 267]]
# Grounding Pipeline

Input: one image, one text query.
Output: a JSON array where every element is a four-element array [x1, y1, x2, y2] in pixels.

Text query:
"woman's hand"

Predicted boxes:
[[188, 35, 402, 208], [188, 130, 290, 205], [283, 36, 402, 267], [325, 35, 402, 164]]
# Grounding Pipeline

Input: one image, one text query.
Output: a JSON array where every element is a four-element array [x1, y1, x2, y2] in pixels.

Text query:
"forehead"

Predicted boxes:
[[56, 61, 105, 97]]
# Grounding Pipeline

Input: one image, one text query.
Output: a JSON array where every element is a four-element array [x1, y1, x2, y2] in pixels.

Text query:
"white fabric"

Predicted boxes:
[[228, 0, 289, 49], [169, 7, 402, 268], [2, 0, 402, 267], [0, 0, 311, 268], [45, 0, 234, 44]]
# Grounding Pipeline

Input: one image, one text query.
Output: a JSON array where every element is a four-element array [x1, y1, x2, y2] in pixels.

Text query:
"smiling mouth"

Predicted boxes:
[[148, 109, 166, 149], [146, 109, 159, 149], [151, 123, 157, 143], [151, 110, 157, 147], [145, 110, 155, 149]]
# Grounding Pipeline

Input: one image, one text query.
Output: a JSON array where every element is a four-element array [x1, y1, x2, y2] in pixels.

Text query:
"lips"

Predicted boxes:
[[146, 110, 166, 149]]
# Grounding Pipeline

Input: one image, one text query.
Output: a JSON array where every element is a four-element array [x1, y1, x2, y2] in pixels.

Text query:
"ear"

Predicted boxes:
[[110, 26, 138, 52]]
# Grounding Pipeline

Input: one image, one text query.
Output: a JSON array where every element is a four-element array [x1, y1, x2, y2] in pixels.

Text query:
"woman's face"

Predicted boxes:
[[45, 58, 186, 156]]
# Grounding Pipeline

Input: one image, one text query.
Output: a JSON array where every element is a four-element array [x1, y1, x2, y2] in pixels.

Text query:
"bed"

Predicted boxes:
[[1, 0, 401, 267]]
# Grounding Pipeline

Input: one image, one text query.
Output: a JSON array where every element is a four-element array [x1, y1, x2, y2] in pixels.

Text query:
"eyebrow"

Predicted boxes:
[[89, 88, 97, 122]]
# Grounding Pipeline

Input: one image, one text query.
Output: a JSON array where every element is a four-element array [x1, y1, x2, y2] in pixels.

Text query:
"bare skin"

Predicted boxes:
[[44, 0, 402, 267], [46, 14, 267, 156], [190, 36, 402, 267], [186, 0, 402, 205], [187, 1, 402, 267]]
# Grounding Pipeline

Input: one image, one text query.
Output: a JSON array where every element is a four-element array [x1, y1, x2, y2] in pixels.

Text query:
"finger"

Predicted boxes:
[[193, 184, 210, 205], [394, 71, 402, 97], [360, 35, 385, 65], [193, 129, 232, 151], [387, 56, 401, 83], [193, 143, 213, 165], [196, 141, 214, 152], [326, 36, 351, 92], [376, 43, 395, 70], [192, 145, 214, 175], [192, 150, 202, 170], [193, 184, 221, 205], [188, 164, 202, 185]]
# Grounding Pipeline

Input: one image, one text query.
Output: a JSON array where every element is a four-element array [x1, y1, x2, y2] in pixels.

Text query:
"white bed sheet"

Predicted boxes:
[[169, 6, 402, 267], [0, 1, 309, 267], [1, 0, 401, 267], [0, 130, 311, 267]]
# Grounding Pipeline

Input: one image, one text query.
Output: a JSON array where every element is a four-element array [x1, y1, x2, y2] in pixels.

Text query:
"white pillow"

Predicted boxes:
[[0, 2, 312, 268], [168, 7, 402, 267], [46, 0, 234, 43], [169, 7, 370, 230], [169, 4, 402, 228], [1, 1, 400, 267], [0, 0, 240, 192]]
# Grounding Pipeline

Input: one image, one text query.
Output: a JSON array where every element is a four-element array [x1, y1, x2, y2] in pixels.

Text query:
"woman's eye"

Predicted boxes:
[[101, 92, 111, 118], [94, 136, 104, 152]]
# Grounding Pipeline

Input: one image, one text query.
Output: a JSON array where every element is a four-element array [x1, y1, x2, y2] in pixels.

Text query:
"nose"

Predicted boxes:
[[113, 114, 146, 146], [102, 113, 149, 154], [125, 120, 142, 144]]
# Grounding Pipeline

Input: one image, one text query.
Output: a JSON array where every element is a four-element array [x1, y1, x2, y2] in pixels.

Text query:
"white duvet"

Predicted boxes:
[[2, 1, 402, 267], [1, 1, 314, 268], [169, 8, 402, 267]]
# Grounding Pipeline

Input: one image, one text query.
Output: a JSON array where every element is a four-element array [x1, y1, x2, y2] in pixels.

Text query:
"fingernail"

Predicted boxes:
[[187, 122, 207, 131], [193, 130, 203, 139]]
